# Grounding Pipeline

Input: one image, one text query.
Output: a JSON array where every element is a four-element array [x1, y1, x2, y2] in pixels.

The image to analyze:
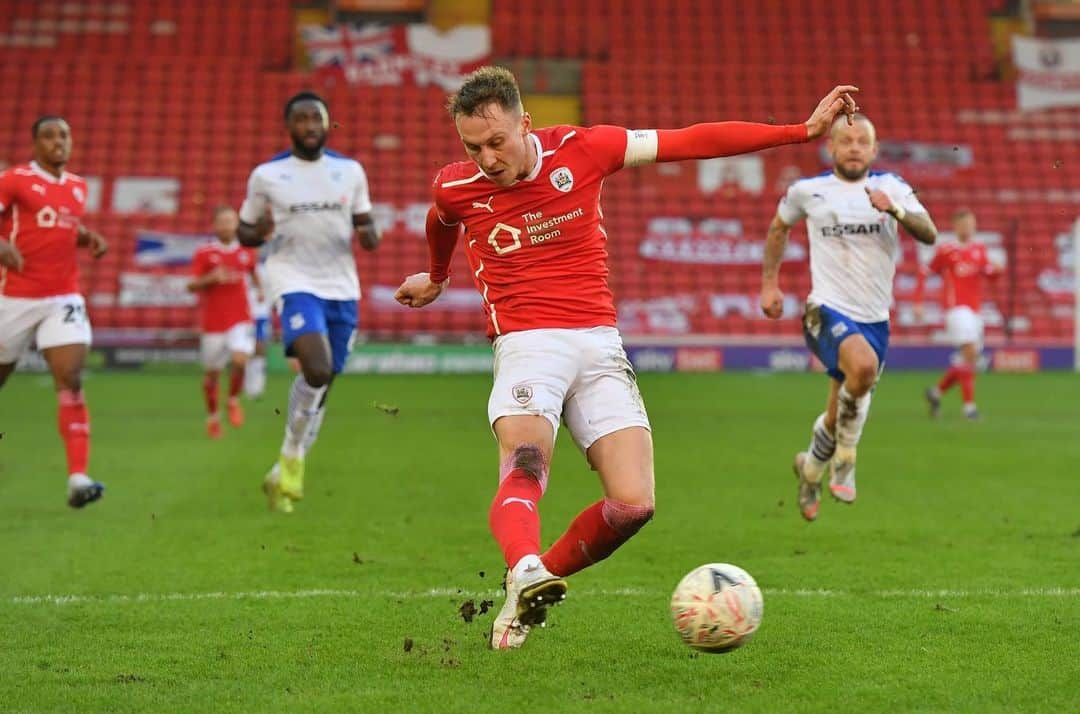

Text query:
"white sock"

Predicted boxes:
[[836, 386, 872, 452], [301, 406, 326, 453], [245, 356, 267, 398], [68, 473, 92, 489], [281, 376, 326, 458], [803, 412, 835, 483]]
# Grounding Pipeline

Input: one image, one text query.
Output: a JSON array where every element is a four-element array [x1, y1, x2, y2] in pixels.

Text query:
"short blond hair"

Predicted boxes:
[[447, 66, 522, 119]]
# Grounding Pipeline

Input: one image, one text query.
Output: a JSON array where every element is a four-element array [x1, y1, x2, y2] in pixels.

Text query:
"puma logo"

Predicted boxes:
[[472, 195, 494, 213], [501, 497, 535, 511]]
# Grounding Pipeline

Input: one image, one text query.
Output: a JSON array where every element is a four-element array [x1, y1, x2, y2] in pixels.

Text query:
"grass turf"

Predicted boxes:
[[2, 369, 1079, 712]]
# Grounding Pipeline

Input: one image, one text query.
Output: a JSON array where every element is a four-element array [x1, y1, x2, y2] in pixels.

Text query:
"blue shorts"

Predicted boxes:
[[802, 303, 889, 382], [254, 317, 271, 343], [278, 292, 358, 375]]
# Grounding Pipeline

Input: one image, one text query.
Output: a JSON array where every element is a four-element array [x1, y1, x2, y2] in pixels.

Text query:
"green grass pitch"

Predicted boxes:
[[2, 369, 1079, 712]]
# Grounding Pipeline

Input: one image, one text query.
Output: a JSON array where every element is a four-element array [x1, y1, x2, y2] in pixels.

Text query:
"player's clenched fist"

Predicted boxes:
[[394, 272, 446, 308], [760, 284, 784, 319]]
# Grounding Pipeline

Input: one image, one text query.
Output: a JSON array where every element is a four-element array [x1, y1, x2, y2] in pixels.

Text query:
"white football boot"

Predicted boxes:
[[489, 556, 568, 650], [829, 446, 857, 503], [792, 452, 822, 522]]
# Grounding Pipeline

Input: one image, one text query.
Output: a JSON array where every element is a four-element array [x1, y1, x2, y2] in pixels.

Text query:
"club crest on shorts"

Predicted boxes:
[[512, 383, 533, 404], [831, 322, 848, 338], [549, 167, 574, 192]]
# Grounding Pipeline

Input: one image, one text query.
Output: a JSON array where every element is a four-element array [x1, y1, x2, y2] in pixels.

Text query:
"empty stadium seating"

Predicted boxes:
[[0, 0, 1073, 344]]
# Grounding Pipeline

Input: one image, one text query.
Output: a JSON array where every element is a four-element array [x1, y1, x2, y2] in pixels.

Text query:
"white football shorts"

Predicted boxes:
[[488, 326, 651, 451], [944, 305, 983, 347], [0, 293, 92, 363], [200, 321, 255, 370]]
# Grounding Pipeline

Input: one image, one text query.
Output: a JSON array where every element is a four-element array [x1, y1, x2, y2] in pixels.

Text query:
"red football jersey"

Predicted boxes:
[[191, 241, 256, 332], [0, 162, 89, 298], [434, 125, 629, 338], [929, 241, 995, 310]]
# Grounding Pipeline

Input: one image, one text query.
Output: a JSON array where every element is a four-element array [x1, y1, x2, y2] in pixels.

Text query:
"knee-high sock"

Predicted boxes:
[[803, 412, 836, 483], [244, 355, 267, 398], [202, 374, 219, 416], [301, 406, 326, 453], [489, 468, 543, 569], [228, 365, 244, 400], [836, 385, 872, 450], [938, 366, 961, 393], [541, 499, 654, 577], [957, 364, 975, 405], [57, 390, 90, 477], [281, 376, 326, 458]]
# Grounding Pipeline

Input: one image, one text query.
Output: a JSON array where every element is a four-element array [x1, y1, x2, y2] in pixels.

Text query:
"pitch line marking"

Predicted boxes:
[[8, 587, 1080, 607]]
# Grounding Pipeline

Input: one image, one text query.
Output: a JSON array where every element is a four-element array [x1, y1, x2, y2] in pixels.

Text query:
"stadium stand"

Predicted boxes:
[[0, 0, 1074, 345]]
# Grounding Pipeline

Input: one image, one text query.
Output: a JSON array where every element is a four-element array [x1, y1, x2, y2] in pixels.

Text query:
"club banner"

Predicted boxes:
[[302, 23, 490, 90], [134, 230, 210, 267], [1013, 36, 1080, 110]]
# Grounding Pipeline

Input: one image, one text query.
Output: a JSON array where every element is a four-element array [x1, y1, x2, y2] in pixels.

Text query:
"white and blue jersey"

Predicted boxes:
[[778, 170, 926, 380], [239, 150, 373, 373], [777, 170, 926, 323]]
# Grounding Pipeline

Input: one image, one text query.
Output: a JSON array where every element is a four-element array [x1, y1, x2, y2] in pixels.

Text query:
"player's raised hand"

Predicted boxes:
[[864, 186, 897, 214], [394, 272, 445, 308], [760, 284, 785, 319], [0, 238, 23, 271], [804, 85, 860, 140]]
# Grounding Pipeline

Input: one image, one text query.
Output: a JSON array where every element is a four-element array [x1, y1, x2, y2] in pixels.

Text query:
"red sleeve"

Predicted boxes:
[[426, 204, 459, 284], [655, 122, 808, 162], [246, 248, 258, 275], [0, 171, 16, 214], [579, 125, 630, 175], [191, 249, 207, 277], [928, 247, 947, 275]]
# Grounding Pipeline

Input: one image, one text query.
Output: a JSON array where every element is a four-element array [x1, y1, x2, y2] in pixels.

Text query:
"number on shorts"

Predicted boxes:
[[62, 303, 86, 324]]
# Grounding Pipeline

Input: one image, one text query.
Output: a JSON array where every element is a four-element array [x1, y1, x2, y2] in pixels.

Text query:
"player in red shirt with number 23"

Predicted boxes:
[[0, 117, 109, 508]]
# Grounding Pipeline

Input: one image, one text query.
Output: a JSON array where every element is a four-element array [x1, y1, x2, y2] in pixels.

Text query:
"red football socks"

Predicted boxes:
[[228, 366, 244, 399], [541, 499, 654, 577], [57, 389, 90, 476], [488, 468, 543, 568], [202, 373, 219, 415]]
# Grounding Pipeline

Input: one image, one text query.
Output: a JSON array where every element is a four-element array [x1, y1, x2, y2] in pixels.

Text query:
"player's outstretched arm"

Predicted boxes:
[[393, 204, 458, 309], [864, 187, 938, 245], [353, 212, 380, 251], [760, 214, 792, 319], [646, 86, 859, 163]]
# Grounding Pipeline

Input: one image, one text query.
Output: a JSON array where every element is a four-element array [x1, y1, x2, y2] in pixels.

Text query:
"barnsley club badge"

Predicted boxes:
[[512, 383, 533, 404], [549, 167, 574, 193]]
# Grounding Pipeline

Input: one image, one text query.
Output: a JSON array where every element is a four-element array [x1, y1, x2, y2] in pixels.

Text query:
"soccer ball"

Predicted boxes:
[[670, 563, 763, 653]]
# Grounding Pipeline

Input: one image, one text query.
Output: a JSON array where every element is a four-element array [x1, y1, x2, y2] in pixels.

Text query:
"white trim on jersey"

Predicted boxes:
[[441, 171, 485, 188], [469, 236, 500, 335], [623, 129, 658, 167], [521, 134, 545, 181], [541, 130, 577, 158]]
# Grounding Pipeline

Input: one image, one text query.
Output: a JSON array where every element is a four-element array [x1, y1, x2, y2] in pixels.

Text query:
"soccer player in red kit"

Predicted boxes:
[[921, 208, 1001, 420], [188, 206, 259, 438], [0, 116, 108, 508], [394, 67, 859, 649]]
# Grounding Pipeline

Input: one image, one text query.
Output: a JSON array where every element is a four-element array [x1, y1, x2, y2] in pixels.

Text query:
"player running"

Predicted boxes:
[[920, 208, 1000, 420], [188, 206, 258, 438], [394, 67, 859, 648], [0, 117, 109, 508], [237, 92, 380, 513], [760, 113, 938, 522]]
